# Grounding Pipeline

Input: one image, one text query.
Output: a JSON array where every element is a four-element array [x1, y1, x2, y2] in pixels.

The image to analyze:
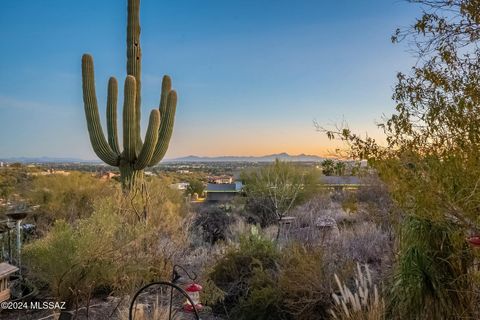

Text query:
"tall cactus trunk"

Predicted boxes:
[[81, 0, 178, 192], [119, 162, 144, 191]]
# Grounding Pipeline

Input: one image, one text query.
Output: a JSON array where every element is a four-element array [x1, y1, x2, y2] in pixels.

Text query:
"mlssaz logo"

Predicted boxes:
[[30, 301, 67, 310]]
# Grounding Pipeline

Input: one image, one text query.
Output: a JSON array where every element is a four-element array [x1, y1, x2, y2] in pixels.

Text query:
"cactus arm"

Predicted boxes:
[[81, 54, 119, 166], [127, 0, 143, 150], [134, 109, 160, 170], [148, 90, 177, 166], [106, 77, 121, 155], [159, 75, 171, 115], [123, 75, 137, 162]]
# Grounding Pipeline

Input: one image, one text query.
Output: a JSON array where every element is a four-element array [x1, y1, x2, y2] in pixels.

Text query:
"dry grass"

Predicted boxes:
[[330, 263, 385, 320]]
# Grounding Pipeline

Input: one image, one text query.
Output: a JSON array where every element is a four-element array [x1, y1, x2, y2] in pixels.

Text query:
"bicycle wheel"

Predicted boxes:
[[129, 281, 200, 320]]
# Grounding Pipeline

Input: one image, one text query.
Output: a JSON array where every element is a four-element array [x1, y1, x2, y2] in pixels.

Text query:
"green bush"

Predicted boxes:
[[23, 213, 118, 306], [278, 244, 353, 320], [207, 235, 358, 320], [193, 206, 234, 244], [242, 160, 319, 227], [23, 183, 189, 308], [27, 172, 115, 229], [232, 268, 285, 320], [208, 231, 281, 318], [388, 215, 474, 320]]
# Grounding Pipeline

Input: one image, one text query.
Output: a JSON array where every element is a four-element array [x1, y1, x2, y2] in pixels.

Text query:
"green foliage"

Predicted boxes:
[[334, 161, 346, 176], [242, 160, 318, 227], [321, 159, 335, 176], [27, 172, 115, 229], [81, 0, 177, 190], [232, 268, 284, 320], [388, 216, 474, 319], [200, 278, 226, 307], [193, 206, 234, 244], [207, 233, 358, 319], [324, 0, 480, 226], [0, 166, 32, 202], [208, 233, 280, 318], [23, 216, 118, 306], [186, 179, 204, 196], [278, 244, 353, 320], [321, 160, 346, 176], [322, 2, 480, 317], [146, 176, 189, 223], [23, 183, 189, 308]]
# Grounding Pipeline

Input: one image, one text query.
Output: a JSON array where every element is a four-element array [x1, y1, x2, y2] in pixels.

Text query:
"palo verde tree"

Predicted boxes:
[[81, 0, 177, 191], [324, 0, 480, 228], [242, 160, 318, 233], [321, 1, 480, 318]]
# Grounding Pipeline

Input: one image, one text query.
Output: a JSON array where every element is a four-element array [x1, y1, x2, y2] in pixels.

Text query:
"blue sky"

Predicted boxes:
[[0, 0, 420, 159]]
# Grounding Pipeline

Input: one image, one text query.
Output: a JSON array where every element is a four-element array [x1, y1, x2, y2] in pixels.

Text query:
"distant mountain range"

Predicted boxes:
[[166, 153, 326, 162], [0, 153, 326, 164], [0, 156, 101, 164]]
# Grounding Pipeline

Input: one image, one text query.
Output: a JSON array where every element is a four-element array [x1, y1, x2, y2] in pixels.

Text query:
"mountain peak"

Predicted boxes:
[[166, 153, 325, 163]]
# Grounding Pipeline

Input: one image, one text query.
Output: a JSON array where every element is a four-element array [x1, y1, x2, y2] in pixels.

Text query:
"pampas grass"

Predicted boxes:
[[330, 263, 384, 320]]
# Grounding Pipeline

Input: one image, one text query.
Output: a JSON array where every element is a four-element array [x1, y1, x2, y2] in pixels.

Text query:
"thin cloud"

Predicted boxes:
[[0, 94, 75, 114], [0, 95, 48, 110]]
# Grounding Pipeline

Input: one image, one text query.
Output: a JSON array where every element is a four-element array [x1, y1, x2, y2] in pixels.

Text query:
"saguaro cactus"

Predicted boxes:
[[81, 0, 177, 190]]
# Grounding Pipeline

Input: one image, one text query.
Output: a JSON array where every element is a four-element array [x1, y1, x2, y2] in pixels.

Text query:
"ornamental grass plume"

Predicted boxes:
[[330, 263, 384, 320]]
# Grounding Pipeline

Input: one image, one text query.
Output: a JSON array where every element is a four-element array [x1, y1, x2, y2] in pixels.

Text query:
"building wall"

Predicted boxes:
[[206, 192, 237, 202]]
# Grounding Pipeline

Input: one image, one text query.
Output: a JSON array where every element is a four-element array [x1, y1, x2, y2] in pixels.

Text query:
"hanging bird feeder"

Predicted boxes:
[[183, 283, 203, 313], [467, 235, 480, 247]]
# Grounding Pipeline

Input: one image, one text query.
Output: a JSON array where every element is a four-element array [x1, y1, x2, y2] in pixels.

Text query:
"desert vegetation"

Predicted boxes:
[[1, 0, 480, 319]]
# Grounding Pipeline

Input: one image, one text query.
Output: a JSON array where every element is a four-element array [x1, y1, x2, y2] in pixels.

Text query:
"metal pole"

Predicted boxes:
[[7, 228, 11, 264], [16, 220, 21, 273]]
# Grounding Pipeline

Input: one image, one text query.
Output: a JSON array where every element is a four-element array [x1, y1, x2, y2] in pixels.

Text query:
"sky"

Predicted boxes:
[[0, 0, 421, 159]]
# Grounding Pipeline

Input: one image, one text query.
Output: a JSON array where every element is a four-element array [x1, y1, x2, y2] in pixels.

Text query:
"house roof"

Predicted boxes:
[[319, 176, 363, 186], [0, 262, 18, 278], [206, 182, 243, 192]]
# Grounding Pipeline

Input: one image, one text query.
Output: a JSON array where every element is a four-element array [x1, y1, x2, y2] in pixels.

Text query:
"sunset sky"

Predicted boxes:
[[0, 0, 420, 159]]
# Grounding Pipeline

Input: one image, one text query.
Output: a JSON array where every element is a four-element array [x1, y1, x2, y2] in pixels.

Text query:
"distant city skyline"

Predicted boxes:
[[0, 0, 420, 159]]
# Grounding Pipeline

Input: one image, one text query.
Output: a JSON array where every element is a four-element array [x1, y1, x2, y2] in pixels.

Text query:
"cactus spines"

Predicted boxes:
[[127, 0, 142, 151], [149, 82, 177, 166], [81, 55, 120, 167], [106, 77, 120, 155], [81, 0, 177, 190]]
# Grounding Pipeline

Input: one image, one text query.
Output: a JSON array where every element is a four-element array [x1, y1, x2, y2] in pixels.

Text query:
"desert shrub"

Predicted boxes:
[[207, 235, 361, 319], [323, 1, 480, 317], [201, 278, 226, 307], [208, 231, 280, 317], [290, 193, 332, 227], [242, 160, 319, 227], [24, 184, 189, 309], [95, 187, 190, 295], [337, 223, 392, 267], [232, 267, 285, 320], [27, 172, 115, 230], [0, 166, 32, 203], [141, 176, 188, 223], [356, 175, 389, 205], [226, 218, 252, 242], [388, 215, 474, 320], [186, 178, 205, 196], [243, 197, 277, 227], [23, 213, 119, 306], [341, 192, 358, 214], [279, 244, 353, 320], [355, 175, 397, 232], [193, 206, 235, 244]]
